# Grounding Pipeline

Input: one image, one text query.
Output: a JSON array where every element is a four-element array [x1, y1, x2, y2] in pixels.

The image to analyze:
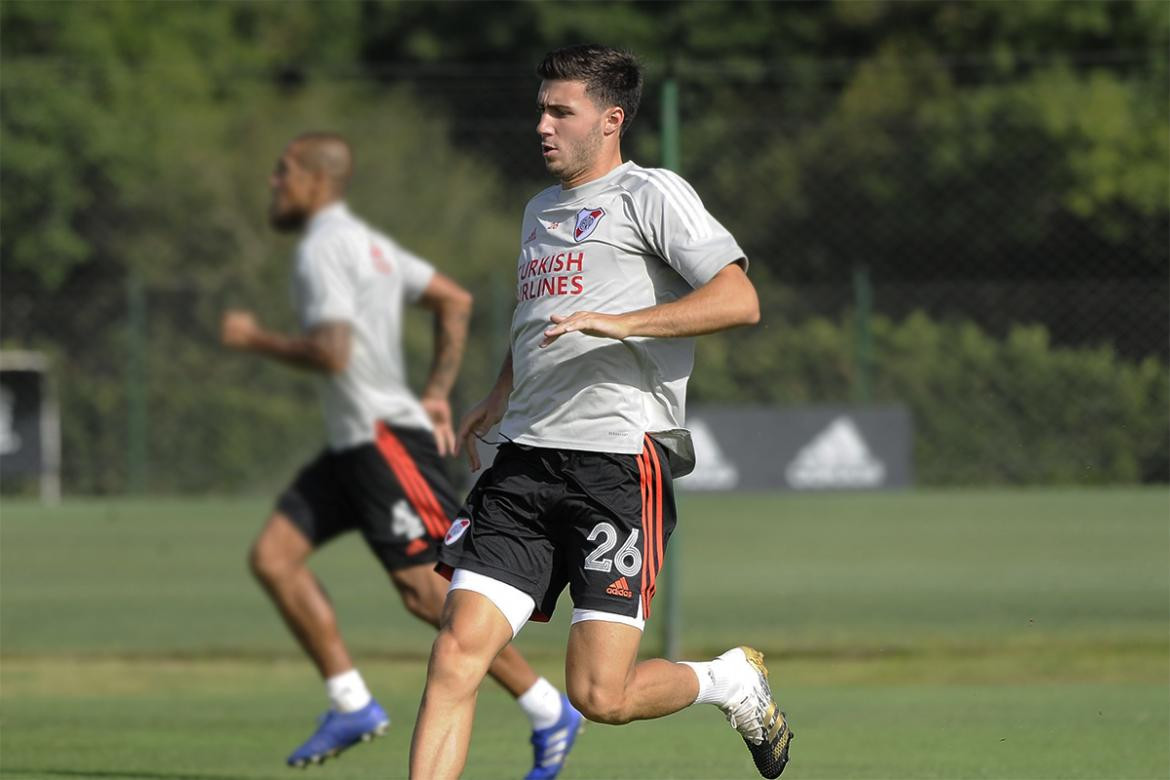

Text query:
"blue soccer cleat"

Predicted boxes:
[[286, 699, 390, 768], [524, 694, 584, 780]]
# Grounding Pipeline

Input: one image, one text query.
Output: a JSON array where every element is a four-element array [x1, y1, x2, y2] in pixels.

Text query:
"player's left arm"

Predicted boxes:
[[540, 260, 758, 347], [415, 272, 473, 455]]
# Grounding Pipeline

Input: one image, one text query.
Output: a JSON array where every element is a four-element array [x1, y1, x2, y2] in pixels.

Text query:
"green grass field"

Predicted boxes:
[[2, 489, 1167, 779]]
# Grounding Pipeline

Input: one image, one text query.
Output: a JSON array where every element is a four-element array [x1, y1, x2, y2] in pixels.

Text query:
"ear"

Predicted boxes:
[[308, 169, 337, 204], [603, 106, 625, 137]]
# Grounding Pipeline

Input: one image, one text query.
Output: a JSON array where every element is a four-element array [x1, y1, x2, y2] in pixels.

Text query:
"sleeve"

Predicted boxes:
[[390, 240, 437, 303], [293, 235, 358, 328], [630, 169, 748, 289]]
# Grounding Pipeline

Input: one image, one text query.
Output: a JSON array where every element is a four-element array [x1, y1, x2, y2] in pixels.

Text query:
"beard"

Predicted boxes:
[[268, 202, 308, 233], [545, 126, 605, 183]]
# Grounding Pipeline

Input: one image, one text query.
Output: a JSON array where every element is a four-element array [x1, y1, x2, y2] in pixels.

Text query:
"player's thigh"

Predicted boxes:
[[437, 443, 563, 625], [563, 440, 677, 627], [256, 451, 353, 569], [435, 588, 517, 671], [251, 512, 314, 569], [565, 619, 643, 700]]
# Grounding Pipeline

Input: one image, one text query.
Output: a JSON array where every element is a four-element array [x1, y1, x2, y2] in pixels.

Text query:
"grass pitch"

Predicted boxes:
[[1, 489, 1167, 779]]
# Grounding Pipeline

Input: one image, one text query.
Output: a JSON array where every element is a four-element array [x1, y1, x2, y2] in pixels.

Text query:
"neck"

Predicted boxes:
[[561, 148, 624, 190], [302, 196, 342, 226]]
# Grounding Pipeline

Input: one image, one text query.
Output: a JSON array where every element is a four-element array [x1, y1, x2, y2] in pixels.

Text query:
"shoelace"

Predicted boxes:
[[724, 688, 766, 744]]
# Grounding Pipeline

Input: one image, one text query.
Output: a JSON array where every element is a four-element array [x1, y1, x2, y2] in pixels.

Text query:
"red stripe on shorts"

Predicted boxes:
[[645, 436, 666, 589], [640, 436, 665, 616], [636, 449, 653, 618], [375, 423, 451, 538]]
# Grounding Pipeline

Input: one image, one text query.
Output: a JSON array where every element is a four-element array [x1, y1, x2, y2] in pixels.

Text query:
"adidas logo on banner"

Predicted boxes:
[[606, 576, 633, 598], [676, 418, 739, 490], [785, 416, 886, 489]]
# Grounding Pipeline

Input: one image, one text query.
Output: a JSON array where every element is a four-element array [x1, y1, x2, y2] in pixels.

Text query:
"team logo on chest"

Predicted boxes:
[[370, 243, 393, 274], [573, 207, 606, 242]]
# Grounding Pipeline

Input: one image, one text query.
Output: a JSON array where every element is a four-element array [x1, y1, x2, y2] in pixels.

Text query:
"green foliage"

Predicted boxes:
[[694, 311, 1169, 485], [100, 82, 519, 494], [692, 36, 1167, 285], [877, 314, 1168, 484], [1, 4, 522, 493], [1, 1, 1165, 492]]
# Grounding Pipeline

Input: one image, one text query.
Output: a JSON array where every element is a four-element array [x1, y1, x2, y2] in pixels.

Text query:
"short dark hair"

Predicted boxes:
[[538, 44, 643, 136]]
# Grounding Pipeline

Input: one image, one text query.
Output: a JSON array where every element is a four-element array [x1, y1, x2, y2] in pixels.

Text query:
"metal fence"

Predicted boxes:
[[2, 58, 1166, 494]]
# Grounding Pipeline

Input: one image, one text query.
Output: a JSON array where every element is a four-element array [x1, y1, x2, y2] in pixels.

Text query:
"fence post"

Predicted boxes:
[[852, 264, 874, 402], [126, 272, 148, 493], [660, 74, 683, 661]]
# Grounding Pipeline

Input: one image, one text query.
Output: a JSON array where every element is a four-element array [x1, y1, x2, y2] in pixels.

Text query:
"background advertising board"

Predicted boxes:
[[676, 404, 914, 491], [0, 369, 44, 477], [470, 404, 913, 491]]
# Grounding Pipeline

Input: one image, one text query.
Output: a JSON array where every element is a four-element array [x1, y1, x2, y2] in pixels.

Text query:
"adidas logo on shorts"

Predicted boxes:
[[606, 576, 633, 598]]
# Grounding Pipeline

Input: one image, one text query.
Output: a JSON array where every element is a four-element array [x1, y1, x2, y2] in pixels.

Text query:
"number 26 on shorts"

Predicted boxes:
[[583, 521, 642, 577]]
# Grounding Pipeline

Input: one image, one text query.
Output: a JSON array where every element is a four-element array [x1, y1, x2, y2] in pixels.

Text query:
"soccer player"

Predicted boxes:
[[220, 132, 582, 777], [409, 46, 793, 779]]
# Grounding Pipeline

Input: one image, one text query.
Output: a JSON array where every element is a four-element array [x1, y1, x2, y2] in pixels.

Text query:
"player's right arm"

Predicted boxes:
[[455, 349, 513, 471], [220, 309, 351, 374], [415, 272, 474, 456]]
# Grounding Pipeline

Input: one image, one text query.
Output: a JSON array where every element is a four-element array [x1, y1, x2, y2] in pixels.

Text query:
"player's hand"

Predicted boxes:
[[421, 395, 456, 457], [540, 311, 630, 347], [456, 392, 508, 471], [221, 309, 260, 350]]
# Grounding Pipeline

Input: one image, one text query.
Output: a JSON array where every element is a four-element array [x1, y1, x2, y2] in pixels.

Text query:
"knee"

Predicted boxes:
[[430, 628, 475, 667], [427, 629, 485, 690], [567, 682, 632, 725], [248, 540, 291, 585]]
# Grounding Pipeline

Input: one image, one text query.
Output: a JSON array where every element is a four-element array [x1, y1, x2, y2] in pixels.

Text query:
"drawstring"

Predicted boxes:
[[473, 430, 515, 447]]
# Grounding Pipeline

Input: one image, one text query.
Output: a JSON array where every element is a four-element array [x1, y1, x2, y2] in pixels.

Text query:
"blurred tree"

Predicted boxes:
[[0, 1, 516, 492], [1, 0, 1165, 491]]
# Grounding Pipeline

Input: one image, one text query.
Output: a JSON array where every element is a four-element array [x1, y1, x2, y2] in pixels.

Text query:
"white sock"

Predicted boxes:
[[325, 668, 372, 713], [681, 658, 740, 707], [517, 677, 563, 730]]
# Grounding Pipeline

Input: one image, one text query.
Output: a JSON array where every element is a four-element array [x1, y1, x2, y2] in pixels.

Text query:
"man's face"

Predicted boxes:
[[536, 79, 609, 185], [268, 144, 318, 232]]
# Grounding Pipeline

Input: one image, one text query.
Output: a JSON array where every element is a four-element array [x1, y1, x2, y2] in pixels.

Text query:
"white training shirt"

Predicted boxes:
[[499, 161, 746, 465], [292, 202, 435, 450]]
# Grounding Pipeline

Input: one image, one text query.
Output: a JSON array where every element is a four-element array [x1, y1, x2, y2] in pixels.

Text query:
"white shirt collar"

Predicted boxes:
[[307, 201, 349, 233]]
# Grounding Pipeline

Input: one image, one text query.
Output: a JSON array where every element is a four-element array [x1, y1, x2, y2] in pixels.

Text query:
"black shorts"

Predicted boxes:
[[437, 435, 676, 622], [277, 422, 459, 571]]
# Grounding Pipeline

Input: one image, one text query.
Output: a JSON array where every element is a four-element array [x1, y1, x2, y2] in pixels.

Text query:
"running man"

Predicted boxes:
[[221, 132, 581, 777], [410, 46, 792, 779]]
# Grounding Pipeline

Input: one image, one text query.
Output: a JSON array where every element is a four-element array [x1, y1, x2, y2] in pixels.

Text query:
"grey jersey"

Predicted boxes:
[[293, 202, 435, 450], [499, 161, 746, 464]]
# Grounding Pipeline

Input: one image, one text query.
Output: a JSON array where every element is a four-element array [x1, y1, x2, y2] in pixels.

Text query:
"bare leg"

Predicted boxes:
[[564, 620, 699, 724], [390, 563, 539, 698], [409, 589, 514, 779], [249, 512, 352, 678]]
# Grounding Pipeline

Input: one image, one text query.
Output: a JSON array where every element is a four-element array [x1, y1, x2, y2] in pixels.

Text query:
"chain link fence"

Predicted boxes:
[[2, 57, 1166, 494]]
